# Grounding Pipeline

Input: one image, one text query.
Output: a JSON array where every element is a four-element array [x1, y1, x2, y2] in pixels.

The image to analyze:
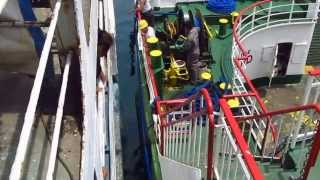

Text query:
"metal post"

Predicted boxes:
[[301, 121, 320, 180], [266, 1, 272, 26], [291, 75, 314, 148], [251, 7, 256, 31], [289, 0, 295, 23], [9, 1, 62, 179], [46, 52, 72, 180]]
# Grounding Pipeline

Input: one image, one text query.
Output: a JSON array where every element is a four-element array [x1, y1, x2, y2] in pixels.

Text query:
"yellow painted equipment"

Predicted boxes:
[[200, 71, 212, 81], [139, 19, 148, 30], [219, 18, 229, 36], [231, 11, 239, 24], [164, 55, 189, 87], [147, 37, 159, 51]]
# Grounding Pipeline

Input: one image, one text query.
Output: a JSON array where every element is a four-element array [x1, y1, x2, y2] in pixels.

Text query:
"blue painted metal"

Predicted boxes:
[[207, 0, 236, 14], [18, 0, 54, 78]]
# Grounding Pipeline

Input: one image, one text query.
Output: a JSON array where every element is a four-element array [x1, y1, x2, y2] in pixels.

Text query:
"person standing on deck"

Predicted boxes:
[[186, 20, 201, 84], [136, 0, 154, 26], [139, 19, 155, 39]]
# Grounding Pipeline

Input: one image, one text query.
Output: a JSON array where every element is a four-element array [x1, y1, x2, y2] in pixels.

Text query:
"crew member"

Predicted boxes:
[[97, 29, 114, 85], [186, 22, 201, 84], [139, 19, 155, 39], [136, 0, 154, 26]]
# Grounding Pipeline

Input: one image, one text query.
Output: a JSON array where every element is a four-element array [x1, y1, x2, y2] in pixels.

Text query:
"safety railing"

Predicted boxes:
[[136, 11, 159, 100], [233, 0, 320, 63], [214, 101, 264, 180], [157, 89, 215, 180], [237, 0, 318, 41], [9, 1, 63, 179], [224, 58, 280, 154], [236, 104, 320, 180]]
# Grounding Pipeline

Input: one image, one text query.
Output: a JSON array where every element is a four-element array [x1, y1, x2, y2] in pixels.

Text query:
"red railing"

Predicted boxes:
[[220, 99, 265, 180], [231, 0, 278, 152], [157, 88, 215, 180], [136, 11, 159, 97], [232, 0, 272, 62], [234, 103, 320, 180]]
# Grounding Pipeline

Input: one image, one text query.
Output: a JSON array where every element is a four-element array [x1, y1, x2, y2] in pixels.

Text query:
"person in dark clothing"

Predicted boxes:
[[136, 0, 154, 26], [185, 23, 201, 84], [97, 29, 114, 84]]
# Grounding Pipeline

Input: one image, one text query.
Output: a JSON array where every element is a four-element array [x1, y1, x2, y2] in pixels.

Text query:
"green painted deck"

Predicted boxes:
[[144, 1, 320, 179]]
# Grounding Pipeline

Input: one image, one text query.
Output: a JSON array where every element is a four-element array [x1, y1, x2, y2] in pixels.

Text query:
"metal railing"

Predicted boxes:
[[233, 0, 320, 63], [157, 89, 215, 179], [218, 99, 265, 180], [236, 0, 319, 42], [9, 1, 63, 179], [236, 103, 320, 180], [229, 0, 320, 155]]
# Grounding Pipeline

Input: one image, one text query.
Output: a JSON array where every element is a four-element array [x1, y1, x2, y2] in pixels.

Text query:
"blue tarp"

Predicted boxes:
[[207, 0, 236, 14]]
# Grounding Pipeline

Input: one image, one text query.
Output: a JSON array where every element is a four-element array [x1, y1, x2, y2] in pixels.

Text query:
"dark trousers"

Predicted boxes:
[[142, 10, 154, 27], [187, 53, 200, 82]]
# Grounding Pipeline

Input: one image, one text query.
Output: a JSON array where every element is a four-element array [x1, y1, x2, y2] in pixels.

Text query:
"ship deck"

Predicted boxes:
[[146, 1, 320, 179], [152, 0, 309, 99]]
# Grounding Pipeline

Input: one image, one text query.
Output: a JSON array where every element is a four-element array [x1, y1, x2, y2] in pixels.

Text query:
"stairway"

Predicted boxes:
[[307, 23, 320, 65]]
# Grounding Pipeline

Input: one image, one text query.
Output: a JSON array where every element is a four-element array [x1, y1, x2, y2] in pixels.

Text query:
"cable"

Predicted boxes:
[[37, 111, 75, 180]]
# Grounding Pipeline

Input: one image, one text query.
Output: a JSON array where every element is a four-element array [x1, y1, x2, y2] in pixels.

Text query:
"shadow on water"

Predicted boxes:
[[114, 0, 147, 179]]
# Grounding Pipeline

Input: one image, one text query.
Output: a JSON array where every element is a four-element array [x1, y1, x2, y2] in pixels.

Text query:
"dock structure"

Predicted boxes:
[[0, 0, 121, 179]]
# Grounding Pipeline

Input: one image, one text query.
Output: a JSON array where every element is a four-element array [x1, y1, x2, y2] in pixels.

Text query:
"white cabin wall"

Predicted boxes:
[[242, 23, 315, 80]]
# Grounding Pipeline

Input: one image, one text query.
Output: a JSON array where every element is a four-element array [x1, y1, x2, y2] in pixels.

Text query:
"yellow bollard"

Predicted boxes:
[[218, 18, 229, 36], [231, 11, 240, 25], [146, 37, 159, 51], [200, 72, 212, 81]]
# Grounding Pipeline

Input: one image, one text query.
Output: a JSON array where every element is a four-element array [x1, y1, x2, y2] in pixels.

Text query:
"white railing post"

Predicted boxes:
[[267, 1, 273, 26], [291, 76, 314, 148], [46, 51, 72, 180], [9, 1, 62, 179], [251, 7, 256, 32], [289, 0, 295, 23]]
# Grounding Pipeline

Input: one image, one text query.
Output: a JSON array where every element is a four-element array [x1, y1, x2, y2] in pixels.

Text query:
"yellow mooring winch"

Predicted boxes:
[[164, 55, 189, 87]]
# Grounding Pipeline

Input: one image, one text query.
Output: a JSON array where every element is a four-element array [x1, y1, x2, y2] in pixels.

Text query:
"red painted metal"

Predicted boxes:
[[220, 99, 264, 180], [308, 67, 320, 76], [236, 104, 320, 121], [232, 102, 320, 180], [136, 11, 159, 97], [222, 92, 256, 99], [157, 89, 215, 180], [302, 121, 320, 180], [233, 0, 272, 61], [200, 89, 215, 180], [158, 98, 188, 105], [234, 60, 277, 144]]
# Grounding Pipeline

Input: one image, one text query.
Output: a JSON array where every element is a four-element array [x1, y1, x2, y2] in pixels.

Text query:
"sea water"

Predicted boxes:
[[114, 0, 147, 179]]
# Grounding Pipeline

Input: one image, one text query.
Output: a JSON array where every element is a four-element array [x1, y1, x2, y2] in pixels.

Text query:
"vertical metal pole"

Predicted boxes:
[[46, 52, 72, 180], [289, 0, 295, 23], [251, 7, 256, 32], [301, 121, 320, 180], [291, 76, 314, 148], [9, 1, 62, 179], [266, 1, 272, 26]]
